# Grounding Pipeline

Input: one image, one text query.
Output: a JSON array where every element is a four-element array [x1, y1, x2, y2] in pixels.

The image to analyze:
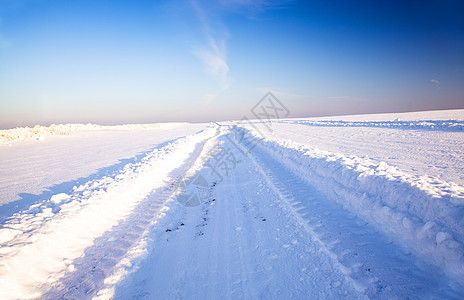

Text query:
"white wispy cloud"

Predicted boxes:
[[200, 93, 217, 105], [190, 0, 293, 90], [191, 0, 231, 90], [194, 37, 231, 90], [430, 79, 440, 89]]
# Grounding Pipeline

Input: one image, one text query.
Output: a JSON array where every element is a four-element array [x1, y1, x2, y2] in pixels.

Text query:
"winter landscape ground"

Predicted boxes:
[[0, 109, 463, 299]]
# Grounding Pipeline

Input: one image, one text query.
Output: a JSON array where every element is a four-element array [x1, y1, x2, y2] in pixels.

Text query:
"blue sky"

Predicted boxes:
[[0, 0, 463, 128]]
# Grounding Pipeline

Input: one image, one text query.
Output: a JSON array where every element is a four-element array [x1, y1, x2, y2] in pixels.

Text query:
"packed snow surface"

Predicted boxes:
[[0, 110, 463, 299]]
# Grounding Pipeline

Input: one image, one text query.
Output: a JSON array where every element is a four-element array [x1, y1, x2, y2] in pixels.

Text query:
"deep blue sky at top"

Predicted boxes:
[[0, 0, 463, 127]]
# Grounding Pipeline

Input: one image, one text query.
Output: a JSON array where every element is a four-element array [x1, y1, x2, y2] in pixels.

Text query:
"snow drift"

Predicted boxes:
[[239, 126, 464, 285], [0, 123, 188, 145]]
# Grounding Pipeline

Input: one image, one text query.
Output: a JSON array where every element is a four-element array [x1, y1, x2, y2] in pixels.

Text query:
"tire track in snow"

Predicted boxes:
[[0, 127, 218, 299], [113, 133, 360, 298], [106, 128, 461, 299], [203, 134, 357, 298], [239, 125, 464, 285], [244, 136, 463, 299], [92, 127, 225, 299], [45, 138, 210, 299]]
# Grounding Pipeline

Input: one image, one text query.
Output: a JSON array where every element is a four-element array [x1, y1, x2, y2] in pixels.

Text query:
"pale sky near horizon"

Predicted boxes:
[[0, 0, 463, 128]]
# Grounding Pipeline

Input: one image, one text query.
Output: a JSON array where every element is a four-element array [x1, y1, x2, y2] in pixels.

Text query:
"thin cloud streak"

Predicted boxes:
[[430, 79, 441, 90], [200, 93, 217, 105], [194, 38, 230, 90], [191, 0, 231, 90], [190, 0, 292, 90]]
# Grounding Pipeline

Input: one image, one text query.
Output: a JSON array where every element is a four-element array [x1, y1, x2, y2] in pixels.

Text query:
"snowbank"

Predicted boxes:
[[0, 126, 214, 299], [240, 126, 464, 284], [281, 119, 464, 132], [293, 109, 464, 122], [0, 123, 188, 145]]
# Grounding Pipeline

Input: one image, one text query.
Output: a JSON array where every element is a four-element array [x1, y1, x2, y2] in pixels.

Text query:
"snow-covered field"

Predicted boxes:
[[0, 109, 463, 299]]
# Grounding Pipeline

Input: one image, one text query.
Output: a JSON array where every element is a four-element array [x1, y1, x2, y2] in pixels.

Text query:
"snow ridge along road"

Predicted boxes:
[[0, 126, 218, 299], [278, 119, 464, 132], [239, 127, 464, 291]]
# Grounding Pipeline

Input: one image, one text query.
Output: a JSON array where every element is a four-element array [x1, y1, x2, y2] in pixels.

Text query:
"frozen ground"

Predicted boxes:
[[0, 110, 463, 299]]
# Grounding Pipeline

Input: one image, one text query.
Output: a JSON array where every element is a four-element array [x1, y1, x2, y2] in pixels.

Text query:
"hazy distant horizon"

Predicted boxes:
[[2, 106, 464, 130]]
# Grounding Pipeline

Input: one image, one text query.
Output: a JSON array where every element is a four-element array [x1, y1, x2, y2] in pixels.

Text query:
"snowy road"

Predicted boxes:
[[0, 111, 463, 299], [113, 128, 463, 299]]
